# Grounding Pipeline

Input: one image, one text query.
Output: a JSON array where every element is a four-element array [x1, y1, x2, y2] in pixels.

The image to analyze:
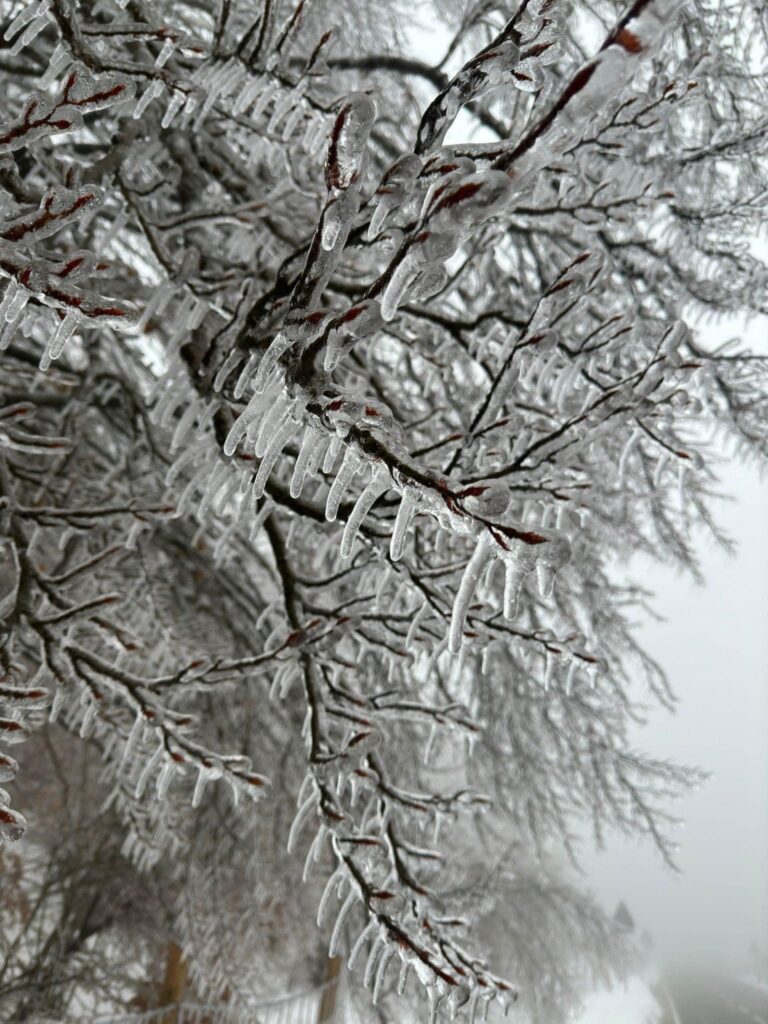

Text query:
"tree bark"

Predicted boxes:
[[317, 956, 342, 1024], [159, 943, 187, 1024]]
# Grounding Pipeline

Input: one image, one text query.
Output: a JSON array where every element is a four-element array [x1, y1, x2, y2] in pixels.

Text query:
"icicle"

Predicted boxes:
[[390, 486, 418, 561], [449, 538, 493, 653], [249, 499, 273, 542], [97, 209, 128, 255], [653, 450, 669, 487], [156, 760, 174, 800], [363, 934, 384, 989], [192, 764, 209, 807], [322, 434, 343, 474], [374, 564, 392, 609], [536, 562, 555, 597], [40, 311, 78, 369], [223, 390, 264, 457], [252, 418, 293, 499], [251, 80, 279, 121], [232, 77, 261, 116], [118, 714, 144, 775], [368, 198, 390, 241], [542, 651, 555, 690], [175, 458, 211, 516], [317, 868, 343, 927], [381, 253, 420, 322], [39, 41, 69, 88], [48, 686, 66, 724], [213, 350, 241, 392], [169, 401, 201, 455], [267, 87, 297, 134], [291, 425, 323, 497], [321, 200, 344, 251], [4, 284, 28, 325], [503, 562, 526, 619], [348, 918, 377, 970], [0, 320, 14, 352], [267, 659, 293, 701], [253, 333, 293, 392], [79, 701, 96, 738], [198, 461, 229, 518], [302, 826, 323, 882], [4, 1, 47, 43], [137, 281, 173, 333], [340, 469, 389, 558], [406, 599, 428, 650], [254, 394, 290, 458], [156, 377, 187, 431], [372, 946, 394, 1005], [8, 1, 50, 56], [154, 38, 174, 68], [135, 742, 163, 799], [232, 351, 257, 399], [190, 400, 217, 441], [287, 790, 317, 853], [133, 79, 164, 119], [325, 448, 363, 522], [281, 101, 305, 143], [422, 721, 439, 766], [161, 90, 185, 128], [0, 282, 19, 323], [329, 889, 357, 957], [617, 426, 640, 483]]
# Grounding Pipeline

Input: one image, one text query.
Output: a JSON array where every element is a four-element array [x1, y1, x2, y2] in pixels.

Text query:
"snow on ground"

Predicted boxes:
[[574, 977, 662, 1024]]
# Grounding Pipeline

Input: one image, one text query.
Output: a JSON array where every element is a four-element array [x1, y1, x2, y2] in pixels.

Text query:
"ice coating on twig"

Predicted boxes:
[[325, 93, 376, 194]]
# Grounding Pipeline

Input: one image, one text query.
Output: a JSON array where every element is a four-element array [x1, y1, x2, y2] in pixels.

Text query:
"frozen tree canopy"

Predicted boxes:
[[1, 0, 766, 1019]]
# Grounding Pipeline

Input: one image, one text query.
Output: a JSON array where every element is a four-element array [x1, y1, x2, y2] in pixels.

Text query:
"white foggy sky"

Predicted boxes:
[[587, 452, 768, 970], [585, 355, 768, 973]]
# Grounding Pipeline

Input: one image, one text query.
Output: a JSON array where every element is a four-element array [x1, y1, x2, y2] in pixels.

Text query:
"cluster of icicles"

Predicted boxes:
[[158, 332, 572, 658], [44, 666, 269, 866], [288, 775, 516, 1023], [0, 675, 49, 844]]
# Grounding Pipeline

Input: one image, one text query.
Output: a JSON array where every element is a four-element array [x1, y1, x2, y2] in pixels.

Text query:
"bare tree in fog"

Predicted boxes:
[[1, 0, 767, 1020]]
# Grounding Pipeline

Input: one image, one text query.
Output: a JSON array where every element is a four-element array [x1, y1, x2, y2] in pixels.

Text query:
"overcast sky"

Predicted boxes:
[[584, 377, 768, 976]]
